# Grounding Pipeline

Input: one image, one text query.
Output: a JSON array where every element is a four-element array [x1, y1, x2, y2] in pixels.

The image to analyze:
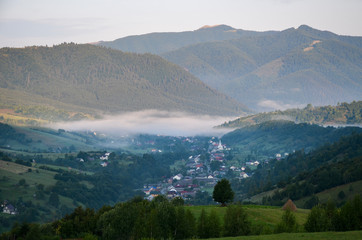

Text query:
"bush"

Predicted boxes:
[[275, 209, 298, 233], [223, 204, 251, 236]]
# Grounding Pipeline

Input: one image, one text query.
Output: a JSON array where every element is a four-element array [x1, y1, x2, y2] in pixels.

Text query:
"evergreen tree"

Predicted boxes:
[[197, 209, 209, 238], [223, 204, 251, 236], [184, 209, 196, 238], [48, 193, 60, 208], [275, 209, 298, 233], [208, 209, 221, 238], [305, 205, 328, 232]]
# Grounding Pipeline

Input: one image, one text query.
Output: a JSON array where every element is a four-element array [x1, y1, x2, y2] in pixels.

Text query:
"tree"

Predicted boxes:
[[48, 193, 60, 208], [208, 209, 221, 238], [223, 204, 251, 236], [304, 205, 328, 232], [275, 209, 298, 233], [197, 209, 209, 238], [213, 179, 234, 206], [171, 196, 184, 206], [18, 178, 26, 186]]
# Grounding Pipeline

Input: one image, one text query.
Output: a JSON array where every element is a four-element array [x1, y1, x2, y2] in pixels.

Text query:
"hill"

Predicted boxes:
[[219, 101, 362, 128], [0, 122, 98, 153], [232, 132, 362, 206], [221, 120, 362, 160], [0, 43, 248, 118], [96, 25, 275, 54], [161, 25, 362, 111]]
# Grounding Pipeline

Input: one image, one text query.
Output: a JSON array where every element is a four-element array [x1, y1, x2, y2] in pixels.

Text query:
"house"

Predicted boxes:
[[100, 161, 108, 167], [3, 204, 17, 215], [240, 172, 249, 178], [173, 174, 183, 181]]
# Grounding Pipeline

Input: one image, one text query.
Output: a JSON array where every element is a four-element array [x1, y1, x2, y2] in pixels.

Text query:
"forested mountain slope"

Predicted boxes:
[[219, 101, 362, 128], [162, 25, 362, 111], [221, 120, 362, 158], [233, 133, 362, 207], [0, 43, 248, 116], [96, 24, 275, 54]]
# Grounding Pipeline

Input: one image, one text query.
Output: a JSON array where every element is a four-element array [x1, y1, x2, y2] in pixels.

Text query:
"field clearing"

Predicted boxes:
[[205, 231, 362, 240], [296, 180, 362, 207], [0, 160, 34, 174], [186, 204, 310, 232]]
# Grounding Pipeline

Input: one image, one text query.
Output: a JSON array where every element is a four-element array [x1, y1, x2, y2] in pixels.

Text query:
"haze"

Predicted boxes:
[[51, 110, 235, 137], [1, 0, 362, 47]]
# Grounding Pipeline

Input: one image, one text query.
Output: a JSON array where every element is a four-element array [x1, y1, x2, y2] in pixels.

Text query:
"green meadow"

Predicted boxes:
[[206, 231, 362, 240]]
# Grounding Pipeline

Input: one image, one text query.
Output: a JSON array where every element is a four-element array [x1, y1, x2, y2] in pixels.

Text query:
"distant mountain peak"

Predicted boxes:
[[197, 24, 234, 31], [297, 24, 337, 38], [297, 24, 314, 30]]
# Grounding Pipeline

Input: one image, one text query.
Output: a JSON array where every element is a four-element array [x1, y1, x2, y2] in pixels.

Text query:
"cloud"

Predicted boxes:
[[51, 110, 235, 137], [0, 18, 110, 47], [258, 99, 305, 111]]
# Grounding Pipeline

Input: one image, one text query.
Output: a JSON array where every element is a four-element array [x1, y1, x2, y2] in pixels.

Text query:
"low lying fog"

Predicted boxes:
[[52, 110, 237, 137], [258, 99, 305, 111]]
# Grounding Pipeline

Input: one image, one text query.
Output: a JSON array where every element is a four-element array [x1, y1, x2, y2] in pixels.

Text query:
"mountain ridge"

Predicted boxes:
[[96, 24, 276, 54], [0, 43, 249, 118], [161, 25, 362, 111]]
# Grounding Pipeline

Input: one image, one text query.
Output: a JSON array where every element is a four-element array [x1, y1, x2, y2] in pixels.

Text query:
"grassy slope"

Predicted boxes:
[[295, 180, 362, 207], [206, 231, 362, 240], [219, 101, 362, 128], [186, 205, 309, 233], [221, 120, 362, 162], [249, 180, 362, 207], [0, 160, 81, 210], [0, 124, 96, 153]]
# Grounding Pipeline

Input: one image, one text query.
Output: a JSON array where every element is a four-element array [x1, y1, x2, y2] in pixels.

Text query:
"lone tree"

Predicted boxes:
[[213, 178, 234, 206]]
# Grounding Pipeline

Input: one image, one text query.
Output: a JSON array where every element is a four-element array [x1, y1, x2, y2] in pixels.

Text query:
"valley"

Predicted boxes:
[[0, 23, 361, 239]]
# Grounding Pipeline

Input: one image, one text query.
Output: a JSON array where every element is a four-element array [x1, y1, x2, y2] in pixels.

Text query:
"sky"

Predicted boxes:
[[0, 0, 362, 48]]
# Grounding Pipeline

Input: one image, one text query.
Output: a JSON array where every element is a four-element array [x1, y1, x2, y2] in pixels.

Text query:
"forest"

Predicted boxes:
[[220, 101, 362, 128], [231, 132, 362, 205]]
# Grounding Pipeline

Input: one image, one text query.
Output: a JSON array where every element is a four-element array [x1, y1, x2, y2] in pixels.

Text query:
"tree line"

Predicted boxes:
[[0, 196, 251, 240]]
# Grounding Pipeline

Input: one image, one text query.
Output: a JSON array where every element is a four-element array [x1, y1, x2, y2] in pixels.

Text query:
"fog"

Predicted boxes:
[[258, 99, 305, 111], [51, 110, 237, 137]]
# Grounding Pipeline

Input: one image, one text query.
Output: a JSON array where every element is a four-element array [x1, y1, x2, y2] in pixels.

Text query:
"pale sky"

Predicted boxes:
[[0, 0, 361, 48]]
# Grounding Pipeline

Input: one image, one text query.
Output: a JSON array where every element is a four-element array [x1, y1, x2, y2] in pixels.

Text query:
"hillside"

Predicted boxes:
[[221, 120, 362, 160], [0, 122, 98, 153], [232, 132, 362, 206], [0, 43, 248, 117], [219, 101, 362, 128], [96, 25, 275, 54], [161, 25, 362, 111]]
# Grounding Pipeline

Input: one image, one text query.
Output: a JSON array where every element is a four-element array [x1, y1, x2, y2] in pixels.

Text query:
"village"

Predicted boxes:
[[142, 137, 257, 201]]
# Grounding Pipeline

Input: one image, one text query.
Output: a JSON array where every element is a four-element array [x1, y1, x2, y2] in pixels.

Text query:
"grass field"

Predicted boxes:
[[296, 180, 362, 207], [186, 204, 310, 234], [205, 231, 362, 240], [0, 160, 81, 217]]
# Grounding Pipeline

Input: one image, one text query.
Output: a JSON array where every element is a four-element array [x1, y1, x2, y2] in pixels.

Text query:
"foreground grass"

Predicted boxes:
[[206, 231, 362, 240], [186, 204, 310, 234]]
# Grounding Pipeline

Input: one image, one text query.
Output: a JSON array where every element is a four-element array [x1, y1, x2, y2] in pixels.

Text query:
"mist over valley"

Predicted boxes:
[[0, 22, 362, 239]]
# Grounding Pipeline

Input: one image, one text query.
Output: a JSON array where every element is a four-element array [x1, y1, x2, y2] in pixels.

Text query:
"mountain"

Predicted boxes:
[[161, 25, 362, 111], [219, 101, 362, 128], [96, 24, 275, 54], [0, 43, 248, 118]]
